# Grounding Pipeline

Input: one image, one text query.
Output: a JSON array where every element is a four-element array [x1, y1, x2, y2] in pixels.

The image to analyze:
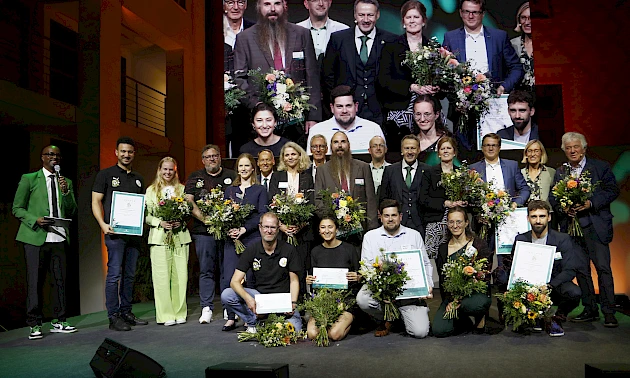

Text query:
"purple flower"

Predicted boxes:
[[472, 84, 479, 91]]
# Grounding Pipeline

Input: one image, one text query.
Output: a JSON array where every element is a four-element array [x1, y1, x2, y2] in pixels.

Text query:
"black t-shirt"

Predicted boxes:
[[92, 165, 145, 224], [185, 167, 237, 234], [237, 239, 302, 294], [239, 137, 290, 157], [310, 241, 359, 273]]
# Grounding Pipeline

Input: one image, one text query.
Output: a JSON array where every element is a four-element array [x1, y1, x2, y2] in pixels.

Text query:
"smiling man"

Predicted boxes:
[[497, 90, 539, 143], [298, 0, 349, 60]]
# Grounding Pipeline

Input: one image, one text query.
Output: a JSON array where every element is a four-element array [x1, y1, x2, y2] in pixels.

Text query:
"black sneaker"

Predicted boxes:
[[109, 315, 131, 331], [604, 313, 619, 328], [570, 310, 599, 323], [121, 312, 148, 326], [29, 325, 43, 340]]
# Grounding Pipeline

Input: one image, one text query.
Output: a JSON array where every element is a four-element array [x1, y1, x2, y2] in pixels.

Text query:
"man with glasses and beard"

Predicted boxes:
[[233, 0, 322, 139], [497, 90, 539, 143]]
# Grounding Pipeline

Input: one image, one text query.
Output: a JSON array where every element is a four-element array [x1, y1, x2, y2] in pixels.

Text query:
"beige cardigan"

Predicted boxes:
[[522, 165, 556, 202], [145, 184, 192, 246]]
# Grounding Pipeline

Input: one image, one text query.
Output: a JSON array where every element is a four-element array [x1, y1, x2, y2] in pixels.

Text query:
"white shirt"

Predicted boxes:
[[485, 159, 505, 191], [261, 172, 273, 191], [287, 171, 299, 196], [370, 161, 391, 193], [43, 168, 66, 242], [514, 128, 531, 144], [354, 26, 376, 57], [298, 18, 349, 58], [465, 26, 489, 74], [570, 156, 586, 177], [224, 18, 244, 49], [361, 225, 433, 286], [306, 116, 385, 155], [401, 160, 419, 183]]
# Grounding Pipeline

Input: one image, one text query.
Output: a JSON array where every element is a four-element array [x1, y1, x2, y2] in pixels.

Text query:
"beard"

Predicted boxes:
[[329, 147, 352, 183], [257, 9, 289, 53], [513, 116, 530, 131], [336, 114, 356, 128]]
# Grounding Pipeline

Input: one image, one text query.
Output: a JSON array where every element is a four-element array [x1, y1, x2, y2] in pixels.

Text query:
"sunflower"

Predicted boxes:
[[285, 322, 295, 333], [527, 311, 537, 320]]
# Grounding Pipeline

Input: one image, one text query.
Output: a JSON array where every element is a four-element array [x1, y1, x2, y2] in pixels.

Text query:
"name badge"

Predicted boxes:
[[236, 192, 244, 199], [554, 252, 563, 260], [292, 51, 304, 60], [355, 178, 365, 186], [399, 245, 412, 251], [278, 182, 289, 189]]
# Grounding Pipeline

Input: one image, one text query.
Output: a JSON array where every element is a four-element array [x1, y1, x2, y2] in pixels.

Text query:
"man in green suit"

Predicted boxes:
[[13, 145, 78, 340]]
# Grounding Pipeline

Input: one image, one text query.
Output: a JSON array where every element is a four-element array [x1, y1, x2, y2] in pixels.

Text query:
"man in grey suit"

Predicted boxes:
[[234, 0, 322, 138], [314, 131, 379, 232]]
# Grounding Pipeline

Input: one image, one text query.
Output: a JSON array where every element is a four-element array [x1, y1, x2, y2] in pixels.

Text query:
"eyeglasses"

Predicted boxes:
[[225, 0, 246, 8], [414, 112, 435, 120], [447, 220, 465, 226], [526, 149, 541, 155], [519, 15, 531, 22], [311, 144, 327, 151], [260, 225, 278, 231], [462, 10, 484, 17], [482, 144, 499, 148], [202, 154, 220, 160], [42, 153, 62, 158]]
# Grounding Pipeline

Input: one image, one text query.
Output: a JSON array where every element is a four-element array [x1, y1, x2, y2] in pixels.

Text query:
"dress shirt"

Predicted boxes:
[[354, 26, 376, 57], [287, 171, 299, 196], [465, 27, 489, 74], [401, 160, 419, 183], [570, 156, 586, 177], [43, 168, 66, 242], [297, 17, 349, 58], [306, 116, 385, 155], [370, 161, 391, 193], [485, 159, 506, 191], [224, 18, 244, 49], [261, 172, 273, 192]]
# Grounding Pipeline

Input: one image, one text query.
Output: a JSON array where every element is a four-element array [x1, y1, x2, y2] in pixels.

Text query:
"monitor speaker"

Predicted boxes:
[[90, 338, 165, 378]]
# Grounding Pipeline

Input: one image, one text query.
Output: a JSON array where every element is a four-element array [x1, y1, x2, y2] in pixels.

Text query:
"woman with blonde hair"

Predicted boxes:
[[521, 139, 555, 203], [145, 157, 191, 326], [511, 2, 534, 90]]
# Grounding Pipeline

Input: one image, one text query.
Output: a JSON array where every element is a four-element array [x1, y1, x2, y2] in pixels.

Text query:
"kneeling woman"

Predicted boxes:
[[305, 217, 360, 341], [433, 207, 492, 337]]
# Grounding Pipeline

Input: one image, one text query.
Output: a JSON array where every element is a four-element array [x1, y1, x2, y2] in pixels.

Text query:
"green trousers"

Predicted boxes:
[[150, 244, 189, 323], [432, 293, 491, 338]]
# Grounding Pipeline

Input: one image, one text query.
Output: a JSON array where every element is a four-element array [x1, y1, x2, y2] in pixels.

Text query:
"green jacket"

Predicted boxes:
[[13, 169, 77, 246], [145, 184, 191, 246]]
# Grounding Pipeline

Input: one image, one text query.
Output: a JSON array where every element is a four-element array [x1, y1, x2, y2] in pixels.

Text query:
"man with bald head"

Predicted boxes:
[[13, 145, 78, 340]]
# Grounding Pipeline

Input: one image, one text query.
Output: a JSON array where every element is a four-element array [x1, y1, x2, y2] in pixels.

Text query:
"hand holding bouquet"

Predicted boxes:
[[359, 254, 409, 321], [403, 37, 461, 91], [318, 189, 367, 238], [496, 280, 553, 329], [149, 186, 192, 251], [268, 191, 316, 246], [478, 184, 513, 239], [453, 65, 493, 133], [440, 162, 486, 207], [551, 165, 597, 237], [300, 289, 354, 347], [237, 314, 306, 347]]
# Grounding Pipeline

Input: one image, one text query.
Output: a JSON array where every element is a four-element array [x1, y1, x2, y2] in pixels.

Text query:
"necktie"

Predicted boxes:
[[273, 41, 284, 70], [49, 174, 59, 217], [340, 174, 349, 193], [263, 177, 269, 192], [405, 166, 412, 189], [359, 35, 369, 65]]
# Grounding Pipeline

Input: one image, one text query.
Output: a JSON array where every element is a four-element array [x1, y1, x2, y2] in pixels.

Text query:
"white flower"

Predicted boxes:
[[162, 186, 176, 200], [276, 83, 287, 94], [295, 197, 304, 204]]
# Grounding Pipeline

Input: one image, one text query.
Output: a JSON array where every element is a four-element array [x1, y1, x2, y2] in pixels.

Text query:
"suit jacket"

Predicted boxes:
[[419, 164, 448, 224], [442, 26, 523, 92], [268, 170, 315, 241], [497, 123, 539, 142], [13, 170, 77, 246], [509, 230, 588, 288], [470, 158, 530, 205], [233, 23, 322, 121], [314, 159, 378, 230], [549, 157, 619, 244], [379, 161, 429, 233]]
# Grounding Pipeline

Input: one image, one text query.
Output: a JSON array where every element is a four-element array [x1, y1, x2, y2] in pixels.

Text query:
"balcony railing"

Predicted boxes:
[[122, 76, 166, 136]]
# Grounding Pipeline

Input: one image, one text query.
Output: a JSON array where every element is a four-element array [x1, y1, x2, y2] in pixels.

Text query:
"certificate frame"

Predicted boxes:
[[110, 191, 145, 236], [495, 208, 531, 255], [384, 250, 430, 299], [311, 267, 349, 289], [507, 241, 556, 289]]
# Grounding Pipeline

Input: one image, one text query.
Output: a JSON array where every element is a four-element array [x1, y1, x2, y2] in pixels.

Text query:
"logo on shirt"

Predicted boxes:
[[224, 178, 232, 185], [196, 179, 204, 188], [279, 257, 287, 268], [112, 177, 120, 187], [136, 180, 142, 188], [253, 258, 261, 271]]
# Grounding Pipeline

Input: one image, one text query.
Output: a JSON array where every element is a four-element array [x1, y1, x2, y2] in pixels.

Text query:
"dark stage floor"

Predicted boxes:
[[1, 293, 629, 378]]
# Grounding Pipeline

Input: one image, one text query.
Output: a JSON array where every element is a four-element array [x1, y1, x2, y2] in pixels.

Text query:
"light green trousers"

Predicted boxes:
[[150, 244, 189, 323]]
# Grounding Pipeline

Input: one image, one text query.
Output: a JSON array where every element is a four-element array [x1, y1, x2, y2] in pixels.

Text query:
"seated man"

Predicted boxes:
[[357, 199, 433, 338], [506, 200, 584, 337], [221, 212, 302, 333]]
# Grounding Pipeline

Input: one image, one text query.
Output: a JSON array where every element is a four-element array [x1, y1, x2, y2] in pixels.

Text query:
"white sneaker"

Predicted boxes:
[[199, 307, 212, 324], [246, 326, 257, 334], [164, 320, 176, 326], [176, 318, 186, 324]]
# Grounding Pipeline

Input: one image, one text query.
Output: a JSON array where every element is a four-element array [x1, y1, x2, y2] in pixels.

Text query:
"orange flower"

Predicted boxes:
[[567, 180, 578, 189], [232, 203, 240, 210], [283, 336, 291, 345], [344, 214, 352, 222], [295, 192, 304, 199], [462, 266, 476, 275], [526, 293, 536, 302], [497, 190, 506, 197], [332, 193, 340, 199], [475, 73, 487, 82]]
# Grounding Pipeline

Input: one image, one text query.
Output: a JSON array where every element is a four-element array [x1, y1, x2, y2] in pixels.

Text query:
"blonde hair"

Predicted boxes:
[[148, 157, 182, 199], [233, 153, 259, 186], [514, 2, 529, 33], [521, 139, 548, 165], [277, 142, 312, 172]]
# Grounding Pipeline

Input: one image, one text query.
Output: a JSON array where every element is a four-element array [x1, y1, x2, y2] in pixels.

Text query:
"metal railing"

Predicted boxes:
[[122, 76, 166, 136]]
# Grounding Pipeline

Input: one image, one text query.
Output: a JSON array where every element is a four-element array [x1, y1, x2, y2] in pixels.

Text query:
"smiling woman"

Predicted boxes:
[[240, 103, 290, 157]]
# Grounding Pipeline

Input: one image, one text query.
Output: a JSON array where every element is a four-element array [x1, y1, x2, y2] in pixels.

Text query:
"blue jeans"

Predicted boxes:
[[104, 235, 140, 318], [192, 234, 218, 309], [220, 288, 302, 332]]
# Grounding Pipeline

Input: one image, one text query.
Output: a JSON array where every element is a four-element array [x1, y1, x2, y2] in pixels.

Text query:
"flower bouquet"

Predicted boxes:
[[248, 68, 315, 128], [551, 166, 597, 237], [318, 189, 367, 238], [495, 280, 553, 329], [403, 37, 461, 91], [440, 162, 486, 207], [441, 244, 490, 319], [268, 191, 316, 246], [453, 66, 493, 133], [359, 254, 409, 321], [300, 289, 354, 347], [224, 73, 245, 115], [149, 187, 192, 251], [237, 314, 306, 347], [196, 186, 255, 254], [477, 184, 513, 239]]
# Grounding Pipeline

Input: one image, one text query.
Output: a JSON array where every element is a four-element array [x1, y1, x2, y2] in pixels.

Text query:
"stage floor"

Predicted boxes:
[[1, 293, 629, 378]]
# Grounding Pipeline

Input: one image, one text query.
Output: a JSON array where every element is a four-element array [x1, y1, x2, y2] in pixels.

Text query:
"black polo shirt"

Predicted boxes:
[[92, 165, 145, 224], [185, 167, 237, 234], [236, 239, 301, 294]]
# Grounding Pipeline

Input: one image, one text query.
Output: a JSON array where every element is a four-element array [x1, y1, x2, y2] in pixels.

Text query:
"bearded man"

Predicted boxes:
[[233, 0, 322, 138]]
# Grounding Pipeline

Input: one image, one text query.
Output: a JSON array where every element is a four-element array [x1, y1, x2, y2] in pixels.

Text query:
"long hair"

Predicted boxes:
[[413, 95, 450, 138], [233, 153, 259, 186], [277, 142, 312, 172], [256, 1, 289, 55], [149, 156, 182, 200], [445, 206, 475, 241]]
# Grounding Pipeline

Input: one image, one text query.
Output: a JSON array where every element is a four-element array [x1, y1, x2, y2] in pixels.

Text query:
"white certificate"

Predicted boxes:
[[110, 191, 145, 236], [255, 293, 292, 314], [508, 241, 556, 289], [312, 267, 348, 289], [477, 95, 524, 150], [385, 250, 430, 299], [496, 208, 531, 255]]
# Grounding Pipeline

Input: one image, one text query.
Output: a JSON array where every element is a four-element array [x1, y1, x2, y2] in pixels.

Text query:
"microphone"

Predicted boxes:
[[54, 165, 61, 180]]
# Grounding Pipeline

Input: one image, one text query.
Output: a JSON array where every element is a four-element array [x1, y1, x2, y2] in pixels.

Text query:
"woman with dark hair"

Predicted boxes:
[[377, 0, 438, 151], [433, 206, 492, 337], [239, 103, 290, 157], [511, 2, 534, 90], [412, 95, 452, 165], [220, 153, 268, 331], [305, 217, 360, 342]]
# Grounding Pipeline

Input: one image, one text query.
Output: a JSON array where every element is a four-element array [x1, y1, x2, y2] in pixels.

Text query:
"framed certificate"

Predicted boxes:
[[385, 250, 430, 299], [496, 208, 531, 255], [507, 241, 556, 289], [110, 191, 145, 236], [312, 267, 348, 289], [255, 293, 292, 314]]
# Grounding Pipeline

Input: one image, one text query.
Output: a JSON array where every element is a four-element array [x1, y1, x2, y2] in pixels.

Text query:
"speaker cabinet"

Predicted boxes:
[[206, 363, 289, 378], [90, 338, 165, 378], [585, 364, 630, 377]]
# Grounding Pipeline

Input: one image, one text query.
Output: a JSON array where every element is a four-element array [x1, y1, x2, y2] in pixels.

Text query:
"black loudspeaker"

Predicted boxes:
[[90, 338, 166, 378], [206, 363, 289, 378], [585, 364, 630, 377]]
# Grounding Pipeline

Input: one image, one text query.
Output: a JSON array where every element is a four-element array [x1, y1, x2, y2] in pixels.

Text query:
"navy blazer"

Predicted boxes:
[[470, 158, 530, 206], [508, 230, 588, 289], [442, 26, 523, 92], [379, 160, 429, 233], [268, 170, 315, 241], [224, 184, 268, 239], [497, 123, 539, 142], [549, 157, 619, 244]]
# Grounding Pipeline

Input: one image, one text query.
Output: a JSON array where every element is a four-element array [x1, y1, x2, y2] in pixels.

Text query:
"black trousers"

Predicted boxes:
[[550, 281, 581, 316], [24, 242, 67, 326]]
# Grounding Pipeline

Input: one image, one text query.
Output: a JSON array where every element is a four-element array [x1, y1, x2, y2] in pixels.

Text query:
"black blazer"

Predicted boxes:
[[497, 123, 540, 142], [379, 161, 429, 232], [268, 170, 315, 241], [436, 238, 492, 300], [419, 164, 448, 224]]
